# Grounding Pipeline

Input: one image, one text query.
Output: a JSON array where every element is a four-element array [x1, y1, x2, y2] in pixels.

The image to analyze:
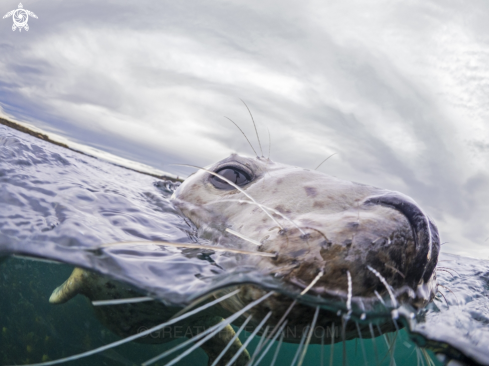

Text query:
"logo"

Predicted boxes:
[[3, 3, 37, 32]]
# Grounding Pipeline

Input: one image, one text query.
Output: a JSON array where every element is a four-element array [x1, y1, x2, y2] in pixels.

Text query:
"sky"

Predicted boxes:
[[1, 0, 489, 258]]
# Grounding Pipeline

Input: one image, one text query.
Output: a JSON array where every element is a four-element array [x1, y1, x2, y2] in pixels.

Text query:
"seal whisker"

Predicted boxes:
[[375, 323, 384, 339], [379, 333, 393, 365], [290, 324, 310, 366], [369, 323, 379, 364], [224, 311, 273, 366], [374, 290, 386, 306], [144, 316, 230, 366], [392, 316, 400, 333], [438, 283, 457, 297], [320, 332, 325, 366], [375, 323, 383, 338], [421, 348, 436, 366], [97, 240, 277, 258], [435, 268, 454, 276], [251, 299, 298, 364], [208, 199, 306, 235], [226, 228, 262, 246], [377, 326, 399, 366], [224, 116, 258, 157], [341, 317, 348, 366], [144, 293, 274, 366], [438, 283, 461, 304], [267, 299, 297, 344], [383, 334, 396, 366], [390, 332, 399, 366], [300, 269, 325, 296], [269, 328, 285, 366], [297, 306, 320, 366], [419, 349, 426, 366], [329, 320, 336, 366], [170, 289, 234, 321], [248, 325, 270, 365], [368, 265, 398, 308], [11, 254, 61, 265], [435, 267, 460, 277], [211, 315, 253, 366], [355, 321, 368, 366], [15, 289, 242, 366], [341, 271, 353, 366], [314, 153, 338, 171], [436, 290, 450, 308], [173, 164, 284, 230], [345, 270, 352, 319], [240, 99, 263, 157], [91, 296, 154, 306], [415, 346, 425, 366], [267, 127, 271, 160], [385, 264, 406, 278], [252, 320, 288, 366]]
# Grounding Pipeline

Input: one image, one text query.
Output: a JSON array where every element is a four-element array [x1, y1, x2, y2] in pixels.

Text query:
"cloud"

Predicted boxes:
[[1, 0, 489, 256]]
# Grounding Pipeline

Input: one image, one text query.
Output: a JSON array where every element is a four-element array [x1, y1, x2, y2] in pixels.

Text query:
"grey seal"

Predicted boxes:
[[49, 153, 440, 365]]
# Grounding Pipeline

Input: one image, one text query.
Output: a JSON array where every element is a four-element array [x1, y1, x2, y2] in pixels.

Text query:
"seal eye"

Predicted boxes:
[[210, 168, 252, 190]]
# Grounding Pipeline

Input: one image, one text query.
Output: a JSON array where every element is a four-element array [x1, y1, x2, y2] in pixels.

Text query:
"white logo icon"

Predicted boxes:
[[3, 3, 37, 32]]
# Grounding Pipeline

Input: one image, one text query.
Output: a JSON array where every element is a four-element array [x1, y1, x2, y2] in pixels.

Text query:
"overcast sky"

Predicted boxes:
[[1, 0, 489, 258]]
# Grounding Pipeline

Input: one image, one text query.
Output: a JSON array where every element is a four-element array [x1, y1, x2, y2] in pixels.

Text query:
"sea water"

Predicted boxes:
[[1, 122, 488, 365]]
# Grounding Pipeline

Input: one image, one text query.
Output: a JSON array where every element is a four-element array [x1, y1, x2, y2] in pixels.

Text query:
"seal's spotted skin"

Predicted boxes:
[[50, 153, 440, 365]]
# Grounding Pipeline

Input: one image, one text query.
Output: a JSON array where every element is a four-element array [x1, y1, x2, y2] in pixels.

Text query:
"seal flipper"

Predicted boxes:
[[49, 267, 86, 304], [48, 268, 251, 364], [200, 321, 250, 366]]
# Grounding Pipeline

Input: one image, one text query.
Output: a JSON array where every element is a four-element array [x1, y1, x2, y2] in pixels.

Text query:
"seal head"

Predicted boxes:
[[171, 153, 440, 341]]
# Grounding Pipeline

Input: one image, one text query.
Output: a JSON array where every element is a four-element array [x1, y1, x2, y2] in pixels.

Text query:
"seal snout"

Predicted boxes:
[[267, 193, 439, 309], [173, 153, 440, 318], [363, 193, 440, 287]]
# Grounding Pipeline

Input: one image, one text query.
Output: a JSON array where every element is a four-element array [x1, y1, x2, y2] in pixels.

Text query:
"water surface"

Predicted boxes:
[[1, 123, 489, 365]]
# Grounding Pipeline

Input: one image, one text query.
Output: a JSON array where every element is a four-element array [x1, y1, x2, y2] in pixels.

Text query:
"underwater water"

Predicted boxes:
[[0, 256, 437, 366], [0, 122, 488, 366]]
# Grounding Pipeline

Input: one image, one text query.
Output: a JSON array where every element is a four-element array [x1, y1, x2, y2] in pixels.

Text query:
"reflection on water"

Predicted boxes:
[[0, 122, 488, 365]]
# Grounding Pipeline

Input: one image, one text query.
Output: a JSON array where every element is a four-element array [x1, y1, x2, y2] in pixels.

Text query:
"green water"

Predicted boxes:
[[0, 257, 441, 366]]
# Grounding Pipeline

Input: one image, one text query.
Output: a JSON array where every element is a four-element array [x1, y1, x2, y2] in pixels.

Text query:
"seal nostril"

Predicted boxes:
[[364, 193, 440, 286]]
